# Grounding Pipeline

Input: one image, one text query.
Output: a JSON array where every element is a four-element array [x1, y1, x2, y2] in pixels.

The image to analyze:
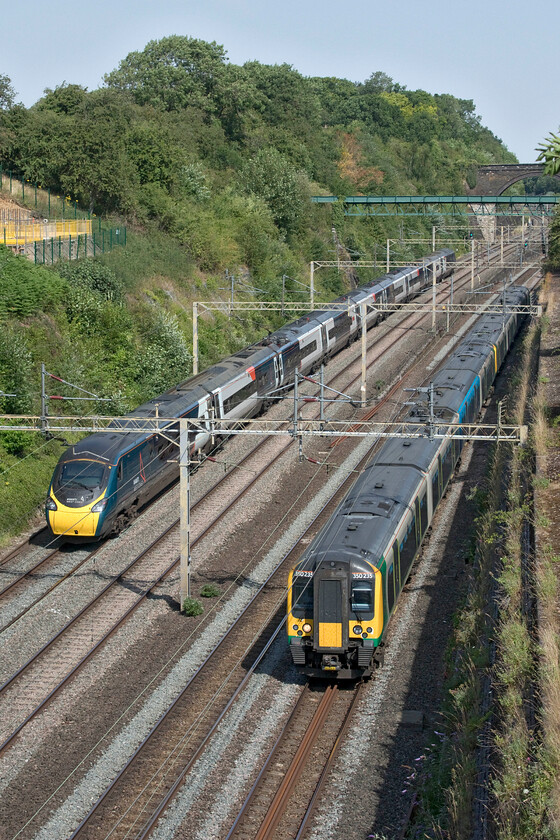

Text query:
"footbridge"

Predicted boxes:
[[311, 194, 558, 217]]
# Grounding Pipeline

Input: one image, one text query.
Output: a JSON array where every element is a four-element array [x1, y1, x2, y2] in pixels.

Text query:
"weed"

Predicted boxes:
[[181, 597, 203, 617], [199, 583, 221, 598]]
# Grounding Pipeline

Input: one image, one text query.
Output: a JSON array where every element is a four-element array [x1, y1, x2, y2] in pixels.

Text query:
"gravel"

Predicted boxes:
[[30, 434, 376, 840]]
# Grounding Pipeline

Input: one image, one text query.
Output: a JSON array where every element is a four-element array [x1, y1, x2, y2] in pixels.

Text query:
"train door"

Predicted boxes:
[[417, 488, 428, 538], [431, 458, 442, 513], [314, 570, 347, 651], [386, 544, 397, 616], [192, 396, 213, 454], [392, 539, 401, 595], [274, 354, 284, 389]]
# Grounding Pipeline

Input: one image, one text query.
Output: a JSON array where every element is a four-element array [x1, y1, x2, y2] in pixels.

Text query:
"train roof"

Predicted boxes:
[[298, 460, 423, 571], [60, 344, 277, 466]]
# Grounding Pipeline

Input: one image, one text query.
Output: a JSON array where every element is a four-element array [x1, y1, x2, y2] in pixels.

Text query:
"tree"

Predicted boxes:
[[241, 147, 310, 235], [361, 71, 394, 94], [36, 83, 88, 115], [104, 36, 228, 114], [537, 131, 560, 175], [0, 74, 16, 110]]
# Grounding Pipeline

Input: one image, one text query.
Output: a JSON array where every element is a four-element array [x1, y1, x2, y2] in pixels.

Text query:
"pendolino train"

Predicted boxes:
[[287, 286, 530, 679], [46, 249, 455, 539]]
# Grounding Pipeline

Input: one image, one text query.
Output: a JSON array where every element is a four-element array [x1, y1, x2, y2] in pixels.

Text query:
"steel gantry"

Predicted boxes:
[[0, 411, 529, 604]]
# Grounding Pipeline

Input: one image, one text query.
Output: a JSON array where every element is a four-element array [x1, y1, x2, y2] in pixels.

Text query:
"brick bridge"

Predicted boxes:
[[466, 163, 557, 195]]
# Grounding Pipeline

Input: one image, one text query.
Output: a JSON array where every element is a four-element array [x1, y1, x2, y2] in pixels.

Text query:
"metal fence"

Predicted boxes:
[[0, 166, 91, 220], [23, 228, 127, 264]]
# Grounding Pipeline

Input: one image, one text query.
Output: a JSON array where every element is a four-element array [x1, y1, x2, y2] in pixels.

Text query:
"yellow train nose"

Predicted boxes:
[[48, 502, 100, 537]]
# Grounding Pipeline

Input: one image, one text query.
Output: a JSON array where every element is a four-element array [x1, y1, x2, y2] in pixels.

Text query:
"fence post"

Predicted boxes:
[[34, 241, 37, 264], [69, 233, 72, 260]]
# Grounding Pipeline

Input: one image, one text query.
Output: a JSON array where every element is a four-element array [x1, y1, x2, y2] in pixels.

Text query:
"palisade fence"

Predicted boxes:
[[0, 166, 127, 263], [0, 166, 91, 219]]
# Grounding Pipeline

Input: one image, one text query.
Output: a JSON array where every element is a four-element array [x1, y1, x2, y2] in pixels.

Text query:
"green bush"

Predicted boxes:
[[0, 246, 68, 319], [199, 583, 221, 598], [1, 429, 29, 455], [56, 258, 124, 301], [181, 597, 203, 616]]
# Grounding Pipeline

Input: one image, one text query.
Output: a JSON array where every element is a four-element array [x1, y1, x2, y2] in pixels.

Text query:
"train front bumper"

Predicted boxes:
[[46, 496, 102, 538]]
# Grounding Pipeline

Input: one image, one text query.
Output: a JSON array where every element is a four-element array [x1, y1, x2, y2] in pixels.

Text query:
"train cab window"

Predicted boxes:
[[350, 579, 374, 621], [291, 574, 314, 617], [117, 460, 123, 482]]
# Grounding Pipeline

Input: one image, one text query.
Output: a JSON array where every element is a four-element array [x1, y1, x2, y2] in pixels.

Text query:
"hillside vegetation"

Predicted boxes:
[[0, 35, 518, 540]]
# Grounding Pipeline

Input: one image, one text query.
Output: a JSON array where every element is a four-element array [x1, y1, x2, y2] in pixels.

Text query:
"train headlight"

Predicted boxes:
[[91, 499, 108, 513], [292, 624, 299, 631], [353, 625, 362, 635], [366, 627, 373, 634], [302, 623, 312, 634], [46, 497, 57, 511]]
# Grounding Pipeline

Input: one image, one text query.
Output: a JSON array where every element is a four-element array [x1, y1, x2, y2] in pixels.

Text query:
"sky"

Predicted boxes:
[[2, 0, 558, 164]]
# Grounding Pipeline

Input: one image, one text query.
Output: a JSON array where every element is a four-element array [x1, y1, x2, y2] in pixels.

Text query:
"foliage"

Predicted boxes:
[[181, 597, 203, 616], [0, 246, 68, 319], [0, 73, 16, 110], [56, 258, 124, 300], [537, 131, 560, 175], [104, 35, 228, 114], [240, 147, 311, 235], [546, 207, 560, 271], [132, 308, 192, 396], [0, 324, 33, 413], [199, 583, 221, 598]]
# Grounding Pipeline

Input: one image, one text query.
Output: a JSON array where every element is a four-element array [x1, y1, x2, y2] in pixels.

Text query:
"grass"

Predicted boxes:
[[409, 309, 560, 839], [0, 437, 65, 546]]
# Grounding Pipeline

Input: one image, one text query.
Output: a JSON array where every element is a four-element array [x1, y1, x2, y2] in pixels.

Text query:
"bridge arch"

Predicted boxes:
[[466, 163, 559, 196]]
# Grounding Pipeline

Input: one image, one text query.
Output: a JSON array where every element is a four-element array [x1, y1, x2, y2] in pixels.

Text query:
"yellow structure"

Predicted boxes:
[[2, 219, 92, 247]]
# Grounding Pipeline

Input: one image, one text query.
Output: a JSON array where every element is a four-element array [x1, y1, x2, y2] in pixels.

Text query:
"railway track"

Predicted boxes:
[[0, 240, 514, 636], [225, 683, 362, 840], [61, 436, 381, 840], [0, 239, 536, 839]]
